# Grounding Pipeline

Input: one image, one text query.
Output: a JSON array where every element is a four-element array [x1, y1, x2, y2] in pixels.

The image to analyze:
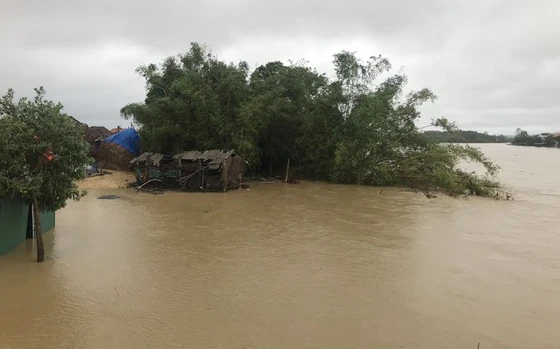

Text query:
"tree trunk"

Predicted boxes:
[[33, 197, 45, 262]]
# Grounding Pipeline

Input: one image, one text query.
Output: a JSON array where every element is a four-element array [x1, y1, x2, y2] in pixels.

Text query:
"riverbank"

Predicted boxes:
[[78, 170, 135, 189], [509, 142, 560, 148]]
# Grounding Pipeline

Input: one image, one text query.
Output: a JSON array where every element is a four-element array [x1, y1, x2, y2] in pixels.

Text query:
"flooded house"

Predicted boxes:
[[131, 150, 245, 192]]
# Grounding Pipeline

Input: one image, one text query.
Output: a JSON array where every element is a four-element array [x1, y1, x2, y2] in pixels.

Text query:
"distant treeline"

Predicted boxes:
[[512, 129, 560, 148], [423, 130, 512, 143]]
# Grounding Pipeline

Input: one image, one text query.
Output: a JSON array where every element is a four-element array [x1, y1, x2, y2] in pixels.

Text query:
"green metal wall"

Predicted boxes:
[[0, 201, 56, 255], [41, 211, 56, 233], [0, 200, 29, 255]]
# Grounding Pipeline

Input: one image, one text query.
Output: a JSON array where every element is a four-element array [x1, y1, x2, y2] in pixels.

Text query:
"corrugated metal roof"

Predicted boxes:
[[133, 149, 237, 168], [173, 149, 236, 163], [130, 152, 150, 163], [130, 152, 166, 165]]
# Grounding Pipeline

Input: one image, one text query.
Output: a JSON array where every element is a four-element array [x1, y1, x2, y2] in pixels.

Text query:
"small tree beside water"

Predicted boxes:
[[0, 87, 90, 262]]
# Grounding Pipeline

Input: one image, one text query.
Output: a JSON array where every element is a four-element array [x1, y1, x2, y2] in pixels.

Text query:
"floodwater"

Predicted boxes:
[[1, 144, 559, 348]]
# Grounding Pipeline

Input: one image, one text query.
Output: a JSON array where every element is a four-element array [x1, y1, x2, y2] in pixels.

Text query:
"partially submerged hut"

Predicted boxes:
[[131, 150, 244, 192], [130, 152, 177, 188]]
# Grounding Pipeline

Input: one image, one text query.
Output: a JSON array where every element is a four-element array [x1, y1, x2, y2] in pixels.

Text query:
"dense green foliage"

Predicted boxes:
[[423, 130, 512, 143], [0, 88, 90, 211], [513, 128, 559, 147], [122, 43, 502, 197]]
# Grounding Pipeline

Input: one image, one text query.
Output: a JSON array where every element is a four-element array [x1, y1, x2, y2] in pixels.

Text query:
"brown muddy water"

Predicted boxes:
[[1, 144, 559, 348]]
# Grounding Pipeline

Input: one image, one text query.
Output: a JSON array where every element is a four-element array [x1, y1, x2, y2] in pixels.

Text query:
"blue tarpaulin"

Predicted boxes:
[[103, 128, 140, 155]]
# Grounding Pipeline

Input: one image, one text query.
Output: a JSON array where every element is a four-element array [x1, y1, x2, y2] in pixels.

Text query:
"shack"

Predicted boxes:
[[131, 149, 244, 192], [130, 152, 177, 188]]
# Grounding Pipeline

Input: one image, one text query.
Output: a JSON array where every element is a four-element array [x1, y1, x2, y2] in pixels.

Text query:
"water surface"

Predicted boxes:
[[1, 144, 559, 348]]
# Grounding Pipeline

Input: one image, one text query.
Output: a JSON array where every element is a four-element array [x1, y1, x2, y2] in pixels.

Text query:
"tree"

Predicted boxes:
[[0, 88, 90, 262], [543, 134, 556, 147], [241, 60, 339, 176], [422, 130, 513, 143], [122, 43, 503, 198], [513, 128, 549, 147], [513, 128, 530, 145], [329, 52, 500, 196], [121, 43, 250, 154]]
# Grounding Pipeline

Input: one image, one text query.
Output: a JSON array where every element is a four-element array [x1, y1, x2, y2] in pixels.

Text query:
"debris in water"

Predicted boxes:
[[98, 195, 120, 200]]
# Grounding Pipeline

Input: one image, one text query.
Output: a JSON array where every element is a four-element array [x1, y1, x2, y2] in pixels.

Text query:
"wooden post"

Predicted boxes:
[[198, 159, 202, 189], [285, 159, 290, 183], [202, 168, 205, 191], [33, 197, 44, 262], [223, 159, 228, 192]]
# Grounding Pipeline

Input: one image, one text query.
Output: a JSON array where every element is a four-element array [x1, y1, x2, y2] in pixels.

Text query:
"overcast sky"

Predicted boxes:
[[1, 0, 558, 134]]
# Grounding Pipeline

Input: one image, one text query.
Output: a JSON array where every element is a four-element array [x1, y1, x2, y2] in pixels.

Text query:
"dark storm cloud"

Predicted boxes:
[[1, 0, 558, 133]]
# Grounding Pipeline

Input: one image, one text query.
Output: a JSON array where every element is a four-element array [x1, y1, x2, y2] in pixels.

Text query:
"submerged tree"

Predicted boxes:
[[122, 42, 503, 198], [329, 52, 501, 196], [0, 88, 90, 262]]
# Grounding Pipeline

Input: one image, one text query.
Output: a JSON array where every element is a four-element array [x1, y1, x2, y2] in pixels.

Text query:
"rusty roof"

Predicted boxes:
[[86, 126, 112, 143], [173, 149, 236, 164], [132, 149, 238, 169], [130, 152, 166, 165]]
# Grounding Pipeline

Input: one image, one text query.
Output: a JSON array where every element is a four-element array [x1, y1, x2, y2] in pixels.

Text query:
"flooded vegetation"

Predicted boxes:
[[1, 144, 559, 348]]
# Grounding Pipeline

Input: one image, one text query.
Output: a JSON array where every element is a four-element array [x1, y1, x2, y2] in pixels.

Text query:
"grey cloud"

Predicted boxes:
[[1, 0, 558, 132], [5, 0, 450, 50]]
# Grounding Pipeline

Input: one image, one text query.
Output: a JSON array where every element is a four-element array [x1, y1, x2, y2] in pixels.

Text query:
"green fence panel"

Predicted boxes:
[[0, 201, 56, 255], [41, 211, 56, 233], [0, 201, 28, 255]]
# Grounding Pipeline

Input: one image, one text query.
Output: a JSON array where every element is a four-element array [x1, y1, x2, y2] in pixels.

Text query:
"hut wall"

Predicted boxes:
[[222, 156, 244, 190]]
